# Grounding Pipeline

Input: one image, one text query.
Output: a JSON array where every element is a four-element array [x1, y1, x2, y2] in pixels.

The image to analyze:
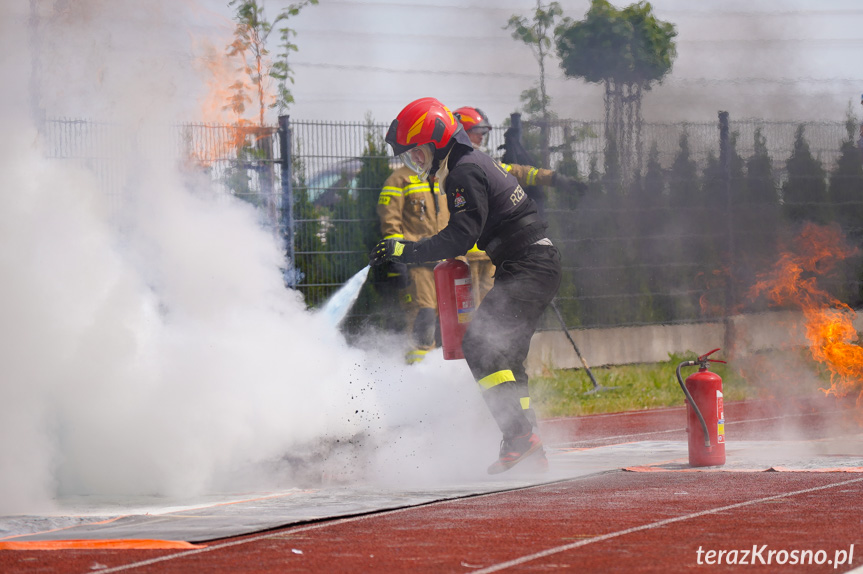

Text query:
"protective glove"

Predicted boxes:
[[552, 172, 588, 195], [369, 238, 415, 266]]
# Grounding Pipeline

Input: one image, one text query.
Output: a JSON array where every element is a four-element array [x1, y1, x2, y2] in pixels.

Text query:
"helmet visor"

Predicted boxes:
[[400, 143, 434, 180], [467, 126, 490, 148]]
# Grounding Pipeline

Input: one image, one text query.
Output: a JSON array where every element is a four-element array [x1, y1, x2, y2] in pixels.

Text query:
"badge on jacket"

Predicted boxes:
[[453, 188, 466, 209]]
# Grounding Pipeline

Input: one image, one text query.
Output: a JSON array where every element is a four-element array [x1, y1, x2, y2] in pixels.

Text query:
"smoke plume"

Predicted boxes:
[[0, 0, 493, 516]]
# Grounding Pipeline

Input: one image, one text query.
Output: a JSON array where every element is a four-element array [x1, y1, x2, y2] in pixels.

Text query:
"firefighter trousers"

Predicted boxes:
[[401, 264, 438, 348], [461, 244, 562, 439]]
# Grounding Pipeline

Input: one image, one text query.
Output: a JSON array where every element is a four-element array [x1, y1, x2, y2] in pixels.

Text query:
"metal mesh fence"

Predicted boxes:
[[41, 118, 135, 214], [524, 118, 850, 180], [42, 114, 863, 331], [523, 116, 861, 329]]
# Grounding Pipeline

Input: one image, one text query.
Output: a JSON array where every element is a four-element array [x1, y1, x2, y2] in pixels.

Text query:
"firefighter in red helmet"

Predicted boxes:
[[371, 97, 562, 474], [452, 106, 578, 303], [453, 106, 493, 149]]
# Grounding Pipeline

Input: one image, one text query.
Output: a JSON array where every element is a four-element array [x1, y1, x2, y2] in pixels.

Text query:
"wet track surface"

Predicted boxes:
[[2, 396, 861, 573]]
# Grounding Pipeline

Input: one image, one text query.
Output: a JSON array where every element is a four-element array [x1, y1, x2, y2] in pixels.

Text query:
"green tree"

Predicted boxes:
[[828, 113, 863, 239], [739, 127, 780, 311], [227, 0, 318, 124], [665, 131, 702, 320], [713, 131, 746, 316], [555, 0, 676, 180], [633, 143, 670, 321], [744, 128, 777, 207], [224, 0, 317, 224], [642, 141, 666, 205], [506, 1, 564, 167], [667, 132, 698, 207], [332, 119, 395, 335], [782, 125, 829, 225], [827, 113, 863, 306], [292, 141, 333, 306]]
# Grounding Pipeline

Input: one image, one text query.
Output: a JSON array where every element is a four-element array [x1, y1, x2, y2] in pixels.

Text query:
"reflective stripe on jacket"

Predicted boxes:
[[377, 165, 449, 242], [501, 163, 554, 187]]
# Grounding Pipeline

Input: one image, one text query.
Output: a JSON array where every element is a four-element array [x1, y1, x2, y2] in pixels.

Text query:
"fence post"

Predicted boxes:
[[719, 111, 735, 356], [278, 115, 297, 287]]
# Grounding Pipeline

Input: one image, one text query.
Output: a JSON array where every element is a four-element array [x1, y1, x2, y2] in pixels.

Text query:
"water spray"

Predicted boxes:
[[319, 265, 370, 327]]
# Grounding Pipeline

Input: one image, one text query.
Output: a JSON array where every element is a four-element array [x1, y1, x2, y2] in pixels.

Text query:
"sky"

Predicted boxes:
[[216, 0, 863, 126], [16, 0, 863, 126]]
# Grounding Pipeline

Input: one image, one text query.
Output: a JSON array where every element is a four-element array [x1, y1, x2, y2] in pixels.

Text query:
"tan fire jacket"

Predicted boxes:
[[501, 162, 555, 187], [377, 165, 448, 241]]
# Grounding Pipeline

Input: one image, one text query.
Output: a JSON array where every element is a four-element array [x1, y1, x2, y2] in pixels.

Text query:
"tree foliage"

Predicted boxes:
[[227, 0, 318, 124], [555, 0, 676, 180], [556, 0, 676, 87], [506, 1, 564, 167], [828, 112, 863, 237], [782, 125, 829, 225]]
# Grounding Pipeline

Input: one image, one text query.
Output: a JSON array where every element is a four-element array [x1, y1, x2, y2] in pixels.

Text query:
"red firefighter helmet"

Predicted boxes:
[[454, 106, 492, 148], [386, 97, 459, 156], [453, 106, 491, 132], [386, 97, 462, 179]]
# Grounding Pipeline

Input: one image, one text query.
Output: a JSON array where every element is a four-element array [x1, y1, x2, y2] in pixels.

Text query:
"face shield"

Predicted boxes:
[[467, 126, 491, 149], [400, 143, 435, 181]]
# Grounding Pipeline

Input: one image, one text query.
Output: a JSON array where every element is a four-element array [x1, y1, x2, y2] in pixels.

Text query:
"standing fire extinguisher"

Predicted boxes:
[[676, 349, 726, 467], [434, 259, 474, 360]]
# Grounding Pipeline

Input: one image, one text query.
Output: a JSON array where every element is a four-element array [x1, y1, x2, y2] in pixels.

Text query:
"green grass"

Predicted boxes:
[[531, 350, 833, 418]]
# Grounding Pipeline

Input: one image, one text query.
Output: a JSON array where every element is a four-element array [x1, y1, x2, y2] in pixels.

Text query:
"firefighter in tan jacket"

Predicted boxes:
[[377, 165, 448, 364]]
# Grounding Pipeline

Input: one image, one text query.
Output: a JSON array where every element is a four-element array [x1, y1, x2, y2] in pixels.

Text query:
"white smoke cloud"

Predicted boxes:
[[0, 0, 494, 516]]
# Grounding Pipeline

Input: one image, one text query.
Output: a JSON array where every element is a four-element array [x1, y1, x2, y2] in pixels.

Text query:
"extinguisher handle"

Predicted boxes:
[[697, 348, 726, 370], [697, 348, 723, 363]]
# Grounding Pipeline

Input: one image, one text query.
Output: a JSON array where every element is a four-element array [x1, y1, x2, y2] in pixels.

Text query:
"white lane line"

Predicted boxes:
[[470, 475, 863, 574], [80, 478, 585, 574], [83, 475, 863, 574]]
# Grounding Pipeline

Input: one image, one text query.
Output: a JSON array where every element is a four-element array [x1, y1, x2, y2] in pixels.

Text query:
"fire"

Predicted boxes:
[[749, 222, 862, 404], [185, 36, 269, 167]]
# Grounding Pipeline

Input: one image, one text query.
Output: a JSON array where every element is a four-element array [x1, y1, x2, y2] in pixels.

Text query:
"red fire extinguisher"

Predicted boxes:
[[676, 349, 726, 467], [434, 259, 474, 360]]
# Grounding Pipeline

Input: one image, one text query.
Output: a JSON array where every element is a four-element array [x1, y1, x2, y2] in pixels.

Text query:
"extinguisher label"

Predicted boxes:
[[454, 278, 474, 324], [717, 390, 725, 443]]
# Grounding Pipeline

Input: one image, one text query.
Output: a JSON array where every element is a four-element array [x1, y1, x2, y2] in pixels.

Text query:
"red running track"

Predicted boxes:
[[2, 397, 861, 574]]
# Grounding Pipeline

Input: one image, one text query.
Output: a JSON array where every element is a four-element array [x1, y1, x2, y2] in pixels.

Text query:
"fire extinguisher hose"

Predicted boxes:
[[676, 360, 711, 448]]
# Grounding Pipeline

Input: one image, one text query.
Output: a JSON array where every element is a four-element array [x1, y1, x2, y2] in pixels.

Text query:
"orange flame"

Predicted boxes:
[[749, 223, 862, 405], [186, 35, 272, 167]]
